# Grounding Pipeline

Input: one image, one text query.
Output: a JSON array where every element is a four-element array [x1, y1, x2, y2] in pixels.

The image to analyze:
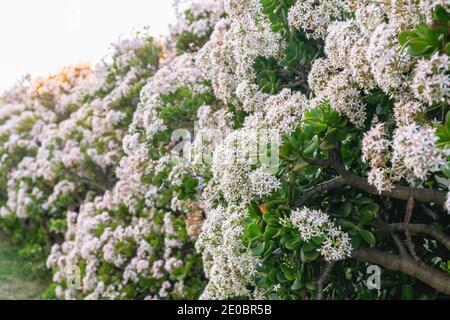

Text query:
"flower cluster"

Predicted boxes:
[[196, 205, 260, 299], [363, 121, 448, 193], [290, 208, 352, 262], [211, 117, 281, 204], [392, 124, 448, 181], [288, 0, 347, 40], [170, 0, 225, 47], [197, 0, 284, 110], [412, 53, 449, 106]]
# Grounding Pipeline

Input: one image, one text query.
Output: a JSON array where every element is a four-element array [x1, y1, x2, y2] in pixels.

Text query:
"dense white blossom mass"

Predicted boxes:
[[0, 0, 449, 300]]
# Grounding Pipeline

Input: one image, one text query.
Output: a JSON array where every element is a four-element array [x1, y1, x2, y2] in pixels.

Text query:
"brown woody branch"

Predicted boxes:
[[281, 80, 306, 89], [298, 148, 450, 294], [294, 177, 346, 207], [316, 262, 335, 300], [352, 248, 450, 295], [302, 149, 447, 206], [391, 233, 409, 257], [372, 222, 450, 251], [404, 195, 420, 261], [376, 216, 409, 257], [343, 174, 445, 205], [421, 205, 440, 221]]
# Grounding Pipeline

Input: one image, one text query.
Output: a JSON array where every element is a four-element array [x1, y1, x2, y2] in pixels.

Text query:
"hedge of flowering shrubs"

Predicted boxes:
[[0, 0, 449, 300], [0, 33, 162, 273]]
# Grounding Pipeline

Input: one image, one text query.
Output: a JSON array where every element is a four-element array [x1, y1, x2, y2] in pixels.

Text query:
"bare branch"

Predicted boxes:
[[316, 262, 336, 300], [391, 233, 409, 257], [302, 150, 447, 206], [281, 80, 305, 89], [302, 156, 331, 167], [294, 177, 346, 208], [405, 195, 415, 225], [372, 222, 450, 251], [421, 205, 440, 221], [376, 216, 409, 258], [404, 195, 420, 261], [344, 174, 446, 206], [281, 81, 310, 95], [352, 248, 450, 295]]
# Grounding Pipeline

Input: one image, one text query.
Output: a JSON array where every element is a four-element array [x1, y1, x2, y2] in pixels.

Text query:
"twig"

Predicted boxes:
[[376, 216, 409, 258], [391, 233, 409, 257], [316, 262, 336, 300], [294, 177, 346, 208], [404, 195, 420, 261], [281, 80, 309, 93], [421, 205, 440, 221]]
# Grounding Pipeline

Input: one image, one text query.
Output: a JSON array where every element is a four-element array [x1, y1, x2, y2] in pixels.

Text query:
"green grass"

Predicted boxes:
[[0, 233, 50, 300]]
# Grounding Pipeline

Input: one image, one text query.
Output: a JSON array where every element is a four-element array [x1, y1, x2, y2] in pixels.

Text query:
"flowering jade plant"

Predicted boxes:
[[0, 0, 449, 300], [0, 35, 162, 273]]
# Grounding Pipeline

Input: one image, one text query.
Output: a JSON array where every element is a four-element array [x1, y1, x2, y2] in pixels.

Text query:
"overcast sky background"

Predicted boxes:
[[0, 0, 177, 92]]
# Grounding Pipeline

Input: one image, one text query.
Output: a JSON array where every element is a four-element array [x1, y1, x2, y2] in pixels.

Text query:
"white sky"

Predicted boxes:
[[0, 0, 177, 92]]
